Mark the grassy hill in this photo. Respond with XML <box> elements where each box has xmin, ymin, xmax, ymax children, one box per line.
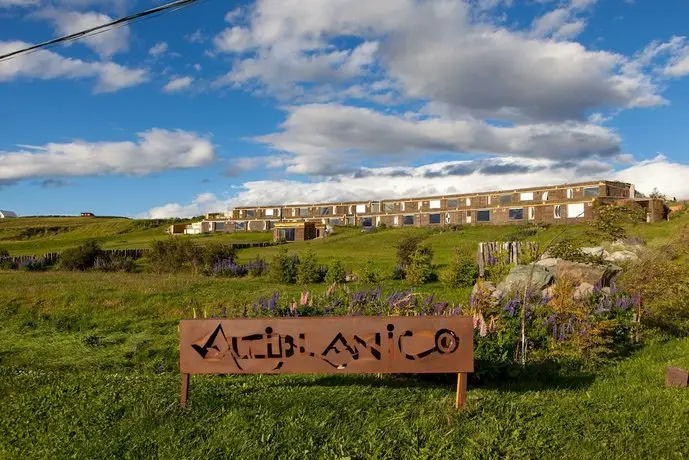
<box><xmin>1</xmin><ymin>214</ymin><xmax>689</xmax><ymax>457</ymax></box>
<box><xmin>0</xmin><ymin>216</ymin><xmax>272</xmax><ymax>255</ymax></box>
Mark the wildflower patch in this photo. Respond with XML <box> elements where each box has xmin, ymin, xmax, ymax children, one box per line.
<box><xmin>179</xmin><ymin>316</ymin><xmax>474</xmax><ymax>409</ymax></box>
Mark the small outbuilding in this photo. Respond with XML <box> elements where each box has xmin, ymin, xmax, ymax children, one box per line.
<box><xmin>273</xmin><ymin>222</ymin><xmax>319</xmax><ymax>242</ymax></box>
<box><xmin>0</xmin><ymin>210</ymin><xmax>17</xmax><ymax>218</ymax></box>
<box><xmin>81</xmin><ymin>212</ymin><xmax>95</xmax><ymax>217</ymax></box>
<box><xmin>168</xmin><ymin>224</ymin><xmax>187</xmax><ymax>235</ymax></box>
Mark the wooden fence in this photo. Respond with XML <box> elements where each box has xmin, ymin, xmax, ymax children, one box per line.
<box><xmin>476</xmin><ymin>241</ymin><xmax>539</xmax><ymax>277</ymax></box>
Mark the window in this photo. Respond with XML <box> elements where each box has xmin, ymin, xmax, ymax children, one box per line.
<box><xmin>403</xmin><ymin>215</ymin><xmax>415</xmax><ymax>225</ymax></box>
<box><xmin>520</xmin><ymin>192</ymin><xmax>534</xmax><ymax>201</ymax></box>
<box><xmin>383</xmin><ymin>203</ymin><xmax>395</xmax><ymax>213</ymax></box>
<box><xmin>554</xmin><ymin>205</ymin><xmax>562</xmax><ymax>219</ymax></box>
<box><xmin>371</xmin><ymin>203</ymin><xmax>381</xmax><ymax>213</ymax></box>
<box><xmin>447</xmin><ymin>199</ymin><xmax>458</xmax><ymax>208</ymax></box>
<box><xmin>235</xmin><ymin>221</ymin><xmax>246</xmax><ymax>230</ymax></box>
<box><xmin>265</xmin><ymin>208</ymin><xmax>274</xmax><ymax>217</ymax></box>
<box><xmin>346</xmin><ymin>217</ymin><xmax>355</xmax><ymax>226</ymax></box>
<box><xmin>466</xmin><ymin>198</ymin><xmax>471</xmax><ymax>206</ymax></box>
<box><xmin>299</xmin><ymin>208</ymin><xmax>309</xmax><ymax>217</ymax></box>
<box><xmin>429</xmin><ymin>200</ymin><xmax>441</xmax><ymax>209</ymax></box>
<box><xmin>214</xmin><ymin>222</ymin><xmax>225</xmax><ymax>231</ymax></box>
<box><xmin>567</xmin><ymin>203</ymin><xmax>585</xmax><ymax>218</ymax></box>
<box><xmin>361</xmin><ymin>217</ymin><xmax>373</xmax><ymax>227</ymax></box>
<box><xmin>405</xmin><ymin>202</ymin><xmax>417</xmax><ymax>211</ymax></box>
<box><xmin>319</xmin><ymin>207</ymin><xmax>331</xmax><ymax>215</ymax></box>
<box><xmin>528</xmin><ymin>207</ymin><xmax>535</xmax><ymax>220</ymax></box>
<box><xmin>330</xmin><ymin>218</ymin><xmax>341</xmax><ymax>226</ymax></box>
<box><xmin>278</xmin><ymin>228</ymin><xmax>295</xmax><ymax>241</ymax></box>
<box><xmin>356</xmin><ymin>204</ymin><xmax>366</xmax><ymax>213</ymax></box>
<box><xmin>508</xmin><ymin>208</ymin><xmax>524</xmax><ymax>220</ymax></box>
<box><xmin>429</xmin><ymin>213</ymin><xmax>441</xmax><ymax>224</ymax></box>
<box><xmin>500</xmin><ymin>195</ymin><xmax>513</xmax><ymax>205</ymax></box>
<box><xmin>584</xmin><ymin>187</ymin><xmax>599</xmax><ymax>197</ymax></box>
<box><xmin>477</xmin><ymin>210</ymin><xmax>490</xmax><ymax>222</ymax></box>
<box><xmin>245</xmin><ymin>210</ymin><xmax>255</xmax><ymax>218</ymax></box>
<box><xmin>542</xmin><ymin>191</ymin><xmax>549</xmax><ymax>201</ymax></box>
<box><xmin>566</xmin><ymin>188</ymin><xmax>574</xmax><ymax>199</ymax></box>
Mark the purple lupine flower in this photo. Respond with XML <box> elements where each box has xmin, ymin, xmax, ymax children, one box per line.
<box><xmin>434</xmin><ymin>302</ymin><xmax>449</xmax><ymax>316</ymax></box>
<box><xmin>592</xmin><ymin>280</ymin><xmax>602</xmax><ymax>295</ymax></box>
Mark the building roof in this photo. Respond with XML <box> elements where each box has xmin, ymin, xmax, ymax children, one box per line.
<box><xmin>0</xmin><ymin>210</ymin><xmax>17</xmax><ymax>217</ymax></box>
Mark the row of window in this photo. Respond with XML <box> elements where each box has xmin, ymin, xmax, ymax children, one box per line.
<box><xmin>238</xmin><ymin>187</ymin><xmax>599</xmax><ymax>218</ymax></box>
<box><xmin>232</xmin><ymin>203</ymin><xmax>589</xmax><ymax>229</ymax></box>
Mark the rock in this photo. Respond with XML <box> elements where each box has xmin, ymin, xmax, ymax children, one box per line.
<box><xmin>573</xmin><ymin>282</ymin><xmax>594</xmax><ymax>299</ymax></box>
<box><xmin>600</xmin><ymin>286</ymin><xmax>611</xmax><ymax>295</ymax></box>
<box><xmin>471</xmin><ymin>281</ymin><xmax>503</xmax><ymax>305</ymax></box>
<box><xmin>580</xmin><ymin>247</ymin><xmax>610</xmax><ymax>258</ymax></box>
<box><xmin>345</xmin><ymin>274</ymin><xmax>359</xmax><ymax>282</ymax></box>
<box><xmin>536</xmin><ymin>257</ymin><xmax>562</xmax><ymax>268</ymax></box>
<box><xmin>548</xmin><ymin>259</ymin><xmax>622</xmax><ymax>287</ymax></box>
<box><xmin>605</xmin><ymin>251</ymin><xmax>639</xmax><ymax>263</ymax></box>
<box><xmin>615</xmin><ymin>236</ymin><xmax>645</xmax><ymax>247</ymax></box>
<box><xmin>501</xmin><ymin>264</ymin><xmax>554</xmax><ymax>293</ymax></box>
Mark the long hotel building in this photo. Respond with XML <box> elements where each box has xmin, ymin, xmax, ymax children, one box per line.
<box><xmin>173</xmin><ymin>181</ymin><xmax>667</xmax><ymax>240</ymax></box>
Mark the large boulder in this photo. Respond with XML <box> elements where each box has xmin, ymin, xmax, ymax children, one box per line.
<box><xmin>500</xmin><ymin>264</ymin><xmax>554</xmax><ymax>293</ymax></box>
<box><xmin>548</xmin><ymin>259</ymin><xmax>622</xmax><ymax>287</ymax></box>
<box><xmin>573</xmin><ymin>282</ymin><xmax>594</xmax><ymax>299</ymax></box>
<box><xmin>536</xmin><ymin>257</ymin><xmax>561</xmax><ymax>269</ymax></box>
<box><xmin>605</xmin><ymin>250</ymin><xmax>639</xmax><ymax>263</ymax></box>
<box><xmin>580</xmin><ymin>247</ymin><xmax>610</xmax><ymax>258</ymax></box>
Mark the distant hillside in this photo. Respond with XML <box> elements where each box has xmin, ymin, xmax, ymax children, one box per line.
<box><xmin>0</xmin><ymin>216</ymin><xmax>272</xmax><ymax>255</ymax></box>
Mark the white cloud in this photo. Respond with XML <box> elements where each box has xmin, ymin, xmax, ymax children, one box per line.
<box><xmin>193</xmin><ymin>63</ymin><xmax>202</xmax><ymax>71</ymax></box>
<box><xmin>143</xmin><ymin>192</ymin><xmax>228</xmax><ymax>219</ymax></box>
<box><xmin>615</xmin><ymin>155</ymin><xmax>689</xmax><ymax>198</ymax></box>
<box><xmin>148</xmin><ymin>41</ymin><xmax>168</xmax><ymax>57</ymax></box>
<box><xmin>142</xmin><ymin>155</ymin><xmax>689</xmax><ymax>217</ymax></box>
<box><xmin>209</xmin><ymin>0</ymin><xmax>665</xmax><ymax>123</ymax></box>
<box><xmin>34</xmin><ymin>8</ymin><xmax>130</xmax><ymax>58</ymax></box>
<box><xmin>0</xmin><ymin>40</ymin><xmax>147</xmax><ymax>92</ymax></box>
<box><xmin>185</xmin><ymin>29</ymin><xmax>207</xmax><ymax>43</ymax></box>
<box><xmin>0</xmin><ymin>129</ymin><xmax>215</xmax><ymax>181</ymax></box>
<box><xmin>0</xmin><ymin>0</ymin><xmax>38</xmax><ymax>7</ymax></box>
<box><xmin>163</xmin><ymin>76</ymin><xmax>193</xmax><ymax>92</ymax></box>
<box><xmin>253</xmin><ymin>104</ymin><xmax>622</xmax><ymax>175</ymax></box>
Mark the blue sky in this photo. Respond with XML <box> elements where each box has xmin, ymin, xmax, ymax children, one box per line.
<box><xmin>1</xmin><ymin>0</ymin><xmax>689</xmax><ymax>218</ymax></box>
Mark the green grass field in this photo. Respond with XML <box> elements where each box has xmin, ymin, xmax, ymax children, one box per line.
<box><xmin>1</xmin><ymin>215</ymin><xmax>689</xmax><ymax>458</ymax></box>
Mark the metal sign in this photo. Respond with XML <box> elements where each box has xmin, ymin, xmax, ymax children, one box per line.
<box><xmin>179</xmin><ymin>316</ymin><xmax>474</xmax><ymax>409</ymax></box>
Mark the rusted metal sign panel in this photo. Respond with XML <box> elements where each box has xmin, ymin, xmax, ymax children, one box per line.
<box><xmin>179</xmin><ymin>316</ymin><xmax>474</xmax><ymax>408</ymax></box>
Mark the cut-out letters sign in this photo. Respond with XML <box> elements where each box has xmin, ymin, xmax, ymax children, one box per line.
<box><xmin>179</xmin><ymin>316</ymin><xmax>474</xmax><ymax>409</ymax></box>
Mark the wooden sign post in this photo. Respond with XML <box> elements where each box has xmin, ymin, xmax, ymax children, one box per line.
<box><xmin>179</xmin><ymin>316</ymin><xmax>474</xmax><ymax>409</ymax></box>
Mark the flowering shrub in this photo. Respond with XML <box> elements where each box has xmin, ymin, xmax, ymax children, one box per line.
<box><xmin>405</xmin><ymin>245</ymin><xmax>435</xmax><ymax>285</ymax></box>
<box><xmin>245</xmin><ymin>257</ymin><xmax>269</xmax><ymax>277</ymax></box>
<box><xmin>213</xmin><ymin>258</ymin><xmax>248</xmax><ymax>277</ymax></box>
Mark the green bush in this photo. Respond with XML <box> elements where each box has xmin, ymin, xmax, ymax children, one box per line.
<box><xmin>297</xmin><ymin>250</ymin><xmax>321</xmax><ymax>284</ymax></box>
<box><xmin>395</xmin><ymin>234</ymin><xmax>424</xmax><ymax>268</ymax></box>
<box><xmin>440</xmin><ymin>249</ymin><xmax>477</xmax><ymax>288</ymax></box>
<box><xmin>547</xmin><ymin>238</ymin><xmax>602</xmax><ymax>264</ymax></box>
<box><xmin>325</xmin><ymin>260</ymin><xmax>347</xmax><ymax>284</ymax></box>
<box><xmin>391</xmin><ymin>264</ymin><xmax>406</xmax><ymax>280</ymax></box>
<box><xmin>0</xmin><ymin>248</ymin><xmax>9</xmax><ymax>258</ymax></box>
<box><xmin>59</xmin><ymin>241</ymin><xmax>102</xmax><ymax>271</ymax></box>
<box><xmin>361</xmin><ymin>260</ymin><xmax>379</xmax><ymax>283</ymax></box>
<box><xmin>270</xmin><ymin>248</ymin><xmax>300</xmax><ymax>284</ymax></box>
<box><xmin>148</xmin><ymin>239</ymin><xmax>234</xmax><ymax>274</ymax></box>
<box><xmin>406</xmin><ymin>245</ymin><xmax>435</xmax><ymax>285</ymax></box>
<box><xmin>589</xmin><ymin>201</ymin><xmax>646</xmax><ymax>241</ymax></box>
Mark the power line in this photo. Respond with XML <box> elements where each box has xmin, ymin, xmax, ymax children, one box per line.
<box><xmin>0</xmin><ymin>0</ymin><xmax>202</xmax><ymax>62</ymax></box>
